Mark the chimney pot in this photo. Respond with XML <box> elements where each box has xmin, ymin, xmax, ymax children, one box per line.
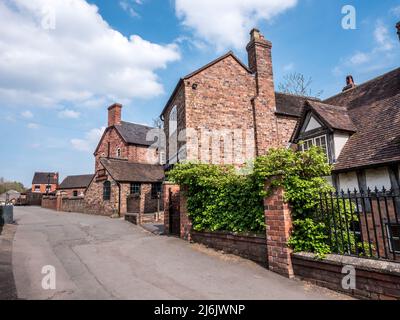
<box><xmin>396</xmin><ymin>22</ymin><xmax>400</xmax><ymax>41</ymax></box>
<box><xmin>108</xmin><ymin>103</ymin><xmax>122</xmax><ymax>127</ymax></box>
<box><xmin>342</xmin><ymin>75</ymin><xmax>356</xmax><ymax>92</ymax></box>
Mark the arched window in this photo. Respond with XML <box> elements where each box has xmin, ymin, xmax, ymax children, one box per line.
<box><xmin>103</xmin><ymin>181</ymin><xmax>111</xmax><ymax>201</ymax></box>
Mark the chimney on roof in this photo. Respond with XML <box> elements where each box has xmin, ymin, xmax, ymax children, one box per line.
<box><xmin>246</xmin><ymin>28</ymin><xmax>279</xmax><ymax>155</ymax></box>
<box><xmin>108</xmin><ymin>103</ymin><xmax>122</xmax><ymax>127</ymax></box>
<box><xmin>342</xmin><ymin>75</ymin><xmax>356</xmax><ymax>92</ymax></box>
<box><xmin>396</xmin><ymin>22</ymin><xmax>400</xmax><ymax>41</ymax></box>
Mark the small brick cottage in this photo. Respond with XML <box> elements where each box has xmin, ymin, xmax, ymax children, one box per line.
<box><xmin>84</xmin><ymin>103</ymin><xmax>164</xmax><ymax>217</ymax></box>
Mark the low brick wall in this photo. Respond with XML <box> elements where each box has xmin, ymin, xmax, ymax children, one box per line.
<box><xmin>191</xmin><ymin>230</ymin><xmax>268</xmax><ymax>266</ymax></box>
<box><xmin>292</xmin><ymin>252</ymin><xmax>400</xmax><ymax>300</ymax></box>
<box><xmin>61</xmin><ymin>197</ymin><xmax>85</xmax><ymax>213</ymax></box>
<box><xmin>41</xmin><ymin>196</ymin><xmax>58</xmax><ymax>211</ymax></box>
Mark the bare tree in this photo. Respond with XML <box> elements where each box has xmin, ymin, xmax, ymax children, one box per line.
<box><xmin>278</xmin><ymin>72</ymin><xmax>323</xmax><ymax>98</ymax></box>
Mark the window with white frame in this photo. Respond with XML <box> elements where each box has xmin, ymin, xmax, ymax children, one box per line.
<box><xmin>116</xmin><ymin>148</ymin><xmax>121</xmax><ymax>158</ymax></box>
<box><xmin>299</xmin><ymin>135</ymin><xmax>328</xmax><ymax>160</ymax></box>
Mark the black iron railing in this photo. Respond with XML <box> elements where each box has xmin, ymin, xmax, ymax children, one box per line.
<box><xmin>317</xmin><ymin>188</ymin><xmax>400</xmax><ymax>262</ymax></box>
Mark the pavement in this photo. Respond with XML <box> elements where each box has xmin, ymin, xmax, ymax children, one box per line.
<box><xmin>0</xmin><ymin>224</ymin><xmax>18</xmax><ymax>300</ymax></box>
<box><xmin>8</xmin><ymin>206</ymin><xmax>350</xmax><ymax>300</ymax></box>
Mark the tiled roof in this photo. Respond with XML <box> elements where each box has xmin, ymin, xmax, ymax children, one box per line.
<box><xmin>100</xmin><ymin>158</ymin><xmax>164</xmax><ymax>183</ymax></box>
<box><xmin>323</xmin><ymin>68</ymin><xmax>400</xmax><ymax>171</ymax></box>
<box><xmin>114</xmin><ymin>121</ymin><xmax>156</xmax><ymax>146</ymax></box>
<box><xmin>32</xmin><ymin>172</ymin><xmax>58</xmax><ymax>184</ymax></box>
<box><xmin>306</xmin><ymin>100</ymin><xmax>356</xmax><ymax>133</ymax></box>
<box><xmin>58</xmin><ymin>174</ymin><xmax>94</xmax><ymax>190</ymax></box>
<box><xmin>275</xmin><ymin>92</ymin><xmax>320</xmax><ymax>117</ymax></box>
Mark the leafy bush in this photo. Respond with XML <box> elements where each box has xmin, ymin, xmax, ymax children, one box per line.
<box><xmin>167</xmin><ymin>163</ymin><xmax>265</xmax><ymax>233</ymax></box>
<box><xmin>168</xmin><ymin>146</ymin><xmax>362</xmax><ymax>258</ymax></box>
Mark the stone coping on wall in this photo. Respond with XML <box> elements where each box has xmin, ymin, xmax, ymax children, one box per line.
<box><xmin>293</xmin><ymin>252</ymin><xmax>400</xmax><ymax>276</ymax></box>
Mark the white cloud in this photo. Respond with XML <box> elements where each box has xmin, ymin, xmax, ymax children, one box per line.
<box><xmin>175</xmin><ymin>0</ymin><xmax>298</xmax><ymax>51</ymax></box>
<box><xmin>27</xmin><ymin>123</ymin><xmax>39</xmax><ymax>129</ymax></box>
<box><xmin>373</xmin><ymin>21</ymin><xmax>394</xmax><ymax>51</ymax></box>
<box><xmin>58</xmin><ymin>109</ymin><xmax>80</xmax><ymax>119</ymax></box>
<box><xmin>349</xmin><ymin>52</ymin><xmax>370</xmax><ymax>65</ymax></box>
<box><xmin>0</xmin><ymin>0</ymin><xmax>180</xmax><ymax>110</ymax></box>
<box><xmin>333</xmin><ymin>20</ymin><xmax>398</xmax><ymax>76</ymax></box>
<box><xmin>21</xmin><ymin>110</ymin><xmax>34</xmax><ymax>119</ymax></box>
<box><xmin>71</xmin><ymin>127</ymin><xmax>105</xmax><ymax>152</ymax></box>
<box><xmin>283</xmin><ymin>63</ymin><xmax>294</xmax><ymax>72</ymax></box>
<box><xmin>391</xmin><ymin>6</ymin><xmax>400</xmax><ymax>18</ymax></box>
<box><xmin>119</xmin><ymin>0</ymin><xmax>139</xmax><ymax>17</ymax></box>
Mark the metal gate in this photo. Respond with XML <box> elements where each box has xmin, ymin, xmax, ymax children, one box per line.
<box><xmin>169</xmin><ymin>190</ymin><xmax>180</xmax><ymax>236</ymax></box>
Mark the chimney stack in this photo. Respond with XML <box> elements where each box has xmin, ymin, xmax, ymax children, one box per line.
<box><xmin>108</xmin><ymin>103</ymin><xmax>122</xmax><ymax>127</ymax></box>
<box><xmin>246</xmin><ymin>28</ymin><xmax>279</xmax><ymax>155</ymax></box>
<box><xmin>342</xmin><ymin>75</ymin><xmax>356</xmax><ymax>92</ymax></box>
<box><xmin>396</xmin><ymin>22</ymin><xmax>400</xmax><ymax>41</ymax></box>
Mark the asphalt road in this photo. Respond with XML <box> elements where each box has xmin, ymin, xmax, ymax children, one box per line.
<box><xmin>10</xmin><ymin>206</ymin><xmax>349</xmax><ymax>300</ymax></box>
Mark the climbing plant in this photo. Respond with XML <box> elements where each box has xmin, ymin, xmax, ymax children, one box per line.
<box><xmin>168</xmin><ymin>146</ymin><xmax>361</xmax><ymax>257</ymax></box>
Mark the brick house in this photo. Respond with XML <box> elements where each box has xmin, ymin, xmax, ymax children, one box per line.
<box><xmin>161</xmin><ymin>24</ymin><xmax>400</xmax><ymax>239</ymax></box>
<box><xmin>161</xmin><ymin>29</ymin><xmax>310</xmax><ymax>167</ymax></box>
<box><xmin>58</xmin><ymin>174</ymin><xmax>94</xmax><ymax>198</ymax></box>
<box><xmin>84</xmin><ymin>103</ymin><xmax>164</xmax><ymax>217</ymax></box>
<box><xmin>31</xmin><ymin>172</ymin><xmax>59</xmax><ymax>194</ymax></box>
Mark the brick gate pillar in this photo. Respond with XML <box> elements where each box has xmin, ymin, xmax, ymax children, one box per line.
<box><xmin>163</xmin><ymin>182</ymin><xmax>180</xmax><ymax>234</ymax></box>
<box><xmin>180</xmin><ymin>186</ymin><xmax>192</xmax><ymax>241</ymax></box>
<box><xmin>264</xmin><ymin>177</ymin><xmax>294</xmax><ymax>278</ymax></box>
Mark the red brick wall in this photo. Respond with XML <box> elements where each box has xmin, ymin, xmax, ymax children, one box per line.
<box><xmin>41</xmin><ymin>196</ymin><xmax>58</xmax><ymax>211</ymax></box>
<box><xmin>95</xmin><ymin>127</ymin><xmax>157</xmax><ymax>170</ymax></box>
<box><xmin>191</xmin><ymin>231</ymin><xmax>267</xmax><ymax>265</ymax></box>
<box><xmin>276</xmin><ymin>115</ymin><xmax>299</xmax><ymax>148</ymax></box>
<box><xmin>163</xmin><ymin>183</ymin><xmax>180</xmax><ymax>234</ymax></box>
<box><xmin>61</xmin><ymin>197</ymin><xmax>85</xmax><ymax>213</ymax></box>
<box><xmin>184</xmin><ymin>55</ymin><xmax>256</xmax><ymax>164</ymax></box>
<box><xmin>95</xmin><ymin>127</ymin><xmax>127</xmax><ymax>170</ymax></box>
<box><xmin>31</xmin><ymin>184</ymin><xmax>58</xmax><ymax>194</ymax></box>
<box><xmin>58</xmin><ymin>188</ymin><xmax>86</xmax><ymax>198</ymax></box>
<box><xmin>264</xmin><ymin>180</ymin><xmax>294</xmax><ymax>278</ymax></box>
<box><xmin>180</xmin><ymin>187</ymin><xmax>192</xmax><ymax>240</ymax></box>
<box><xmin>108</xmin><ymin>103</ymin><xmax>122</xmax><ymax>127</ymax></box>
<box><xmin>162</xmin><ymin>30</ymin><xmax>296</xmax><ymax>165</ymax></box>
<box><xmin>84</xmin><ymin>171</ymin><xmax>120</xmax><ymax>216</ymax></box>
<box><xmin>292</xmin><ymin>252</ymin><xmax>400</xmax><ymax>300</ymax></box>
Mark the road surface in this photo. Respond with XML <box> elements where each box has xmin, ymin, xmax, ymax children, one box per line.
<box><xmin>10</xmin><ymin>206</ymin><xmax>349</xmax><ymax>300</ymax></box>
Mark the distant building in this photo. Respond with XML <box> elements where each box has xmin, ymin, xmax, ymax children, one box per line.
<box><xmin>84</xmin><ymin>104</ymin><xmax>164</xmax><ymax>216</ymax></box>
<box><xmin>0</xmin><ymin>190</ymin><xmax>20</xmax><ymax>204</ymax></box>
<box><xmin>31</xmin><ymin>172</ymin><xmax>59</xmax><ymax>194</ymax></box>
<box><xmin>58</xmin><ymin>174</ymin><xmax>94</xmax><ymax>198</ymax></box>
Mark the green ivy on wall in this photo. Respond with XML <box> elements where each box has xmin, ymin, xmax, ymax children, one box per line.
<box><xmin>168</xmin><ymin>146</ymin><xmax>359</xmax><ymax>257</ymax></box>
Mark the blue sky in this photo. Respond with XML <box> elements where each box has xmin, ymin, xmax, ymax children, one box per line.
<box><xmin>0</xmin><ymin>0</ymin><xmax>399</xmax><ymax>187</ymax></box>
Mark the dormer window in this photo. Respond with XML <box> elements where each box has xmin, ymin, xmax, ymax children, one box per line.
<box><xmin>299</xmin><ymin>135</ymin><xmax>328</xmax><ymax>160</ymax></box>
